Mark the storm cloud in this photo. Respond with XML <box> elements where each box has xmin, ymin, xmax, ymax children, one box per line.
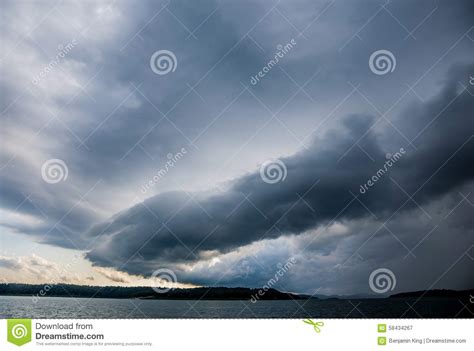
<box><xmin>85</xmin><ymin>65</ymin><xmax>473</xmax><ymax>279</ymax></box>
<box><xmin>1</xmin><ymin>0</ymin><xmax>473</xmax><ymax>294</ymax></box>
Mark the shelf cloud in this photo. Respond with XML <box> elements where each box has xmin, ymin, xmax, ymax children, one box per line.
<box><xmin>85</xmin><ymin>66</ymin><xmax>473</xmax><ymax>286</ymax></box>
<box><xmin>1</xmin><ymin>0</ymin><xmax>473</xmax><ymax>294</ymax></box>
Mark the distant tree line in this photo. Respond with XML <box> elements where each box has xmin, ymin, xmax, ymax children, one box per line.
<box><xmin>0</xmin><ymin>283</ymin><xmax>308</xmax><ymax>300</ymax></box>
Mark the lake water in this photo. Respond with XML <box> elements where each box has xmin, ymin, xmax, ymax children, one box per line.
<box><xmin>0</xmin><ymin>296</ymin><xmax>469</xmax><ymax>318</ymax></box>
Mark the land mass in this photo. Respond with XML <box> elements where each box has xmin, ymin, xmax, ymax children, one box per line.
<box><xmin>0</xmin><ymin>283</ymin><xmax>472</xmax><ymax>301</ymax></box>
<box><xmin>389</xmin><ymin>289</ymin><xmax>474</xmax><ymax>299</ymax></box>
<box><xmin>0</xmin><ymin>283</ymin><xmax>308</xmax><ymax>300</ymax></box>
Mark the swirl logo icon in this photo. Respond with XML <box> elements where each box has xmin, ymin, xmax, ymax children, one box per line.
<box><xmin>151</xmin><ymin>268</ymin><xmax>178</xmax><ymax>293</ymax></box>
<box><xmin>150</xmin><ymin>50</ymin><xmax>178</xmax><ymax>75</ymax></box>
<box><xmin>369</xmin><ymin>268</ymin><xmax>397</xmax><ymax>294</ymax></box>
<box><xmin>41</xmin><ymin>159</ymin><xmax>68</xmax><ymax>184</ymax></box>
<box><xmin>260</xmin><ymin>159</ymin><xmax>287</xmax><ymax>184</ymax></box>
<box><xmin>12</xmin><ymin>324</ymin><xmax>28</xmax><ymax>338</ymax></box>
<box><xmin>7</xmin><ymin>319</ymin><xmax>32</xmax><ymax>346</ymax></box>
<box><xmin>369</xmin><ymin>50</ymin><xmax>396</xmax><ymax>75</ymax></box>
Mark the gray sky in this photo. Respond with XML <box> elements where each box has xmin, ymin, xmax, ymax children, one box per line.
<box><xmin>0</xmin><ymin>0</ymin><xmax>473</xmax><ymax>295</ymax></box>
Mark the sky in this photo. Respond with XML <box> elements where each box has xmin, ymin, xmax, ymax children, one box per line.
<box><xmin>0</xmin><ymin>0</ymin><xmax>473</xmax><ymax>296</ymax></box>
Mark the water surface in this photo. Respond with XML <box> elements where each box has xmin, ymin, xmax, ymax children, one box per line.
<box><xmin>0</xmin><ymin>295</ymin><xmax>469</xmax><ymax>318</ymax></box>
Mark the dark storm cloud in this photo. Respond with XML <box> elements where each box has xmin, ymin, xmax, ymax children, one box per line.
<box><xmin>85</xmin><ymin>64</ymin><xmax>474</xmax><ymax>277</ymax></box>
<box><xmin>1</xmin><ymin>0</ymin><xmax>472</xmax><ymax>244</ymax></box>
<box><xmin>1</xmin><ymin>0</ymin><xmax>473</xmax><ymax>293</ymax></box>
<box><xmin>171</xmin><ymin>187</ymin><xmax>474</xmax><ymax>293</ymax></box>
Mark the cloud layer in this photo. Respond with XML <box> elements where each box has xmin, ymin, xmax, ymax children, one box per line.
<box><xmin>1</xmin><ymin>0</ymin><xmax>473</xmax><ymax>294</ymax></box>
<box><xmin>85</xmin><ymin>65</ymin><xmax>474</xmax><ymax>288</ymax></box>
